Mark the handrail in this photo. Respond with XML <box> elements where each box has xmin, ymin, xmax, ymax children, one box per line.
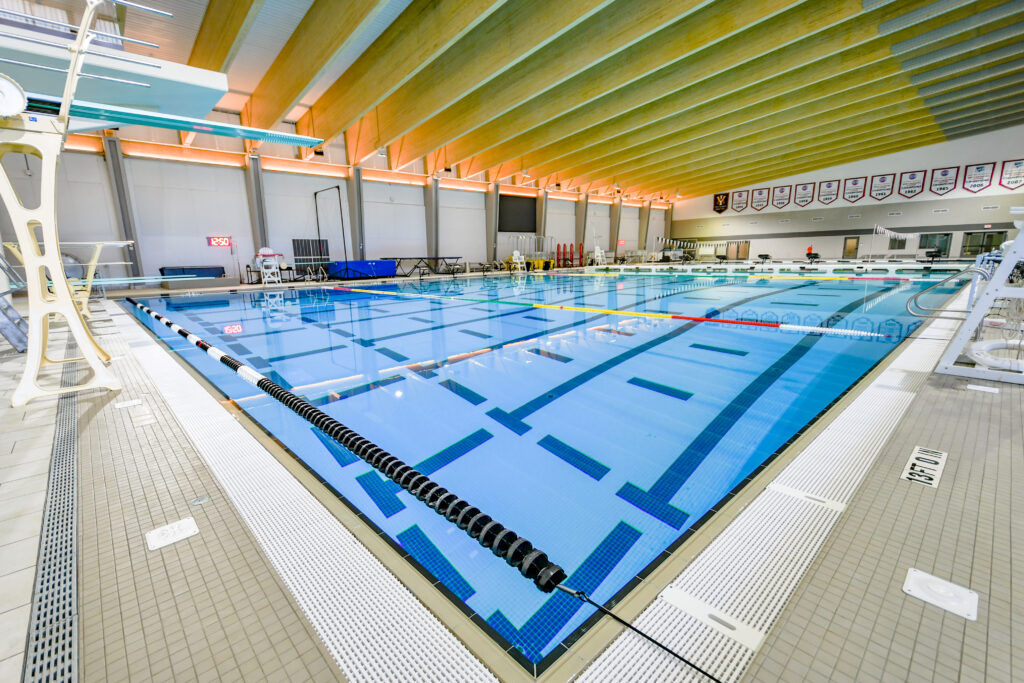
<box><xmin>906</xmin><ymin>266</ymin><xmax>990</xmax><ymax>318</ymax></box>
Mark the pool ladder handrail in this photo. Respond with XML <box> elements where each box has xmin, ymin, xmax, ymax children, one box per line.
<box><xmin>905</xmin><ymin>266</ymin><xmax>991</xmax><ymax>318</ymax></box>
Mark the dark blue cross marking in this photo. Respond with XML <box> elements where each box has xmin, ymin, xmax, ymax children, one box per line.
<box><xmin>310</xmin><ymin>427</ymin><xmax>358</xmax><ymax>467</ymax></box>
<box><xmin>375</xmin><ymin>347</ymin><xmax>410</xmax><ymax>362</ymax></box>
<box><xmin>486</xmin><ymin>283</ymin><xmax>813</xmax><ymax>436</ymax></box>
<box><xmin>307</xmin><ymin>374</ymin><xmax>405</xmax><ymax>407</ymax></box>
<box><xmin>267</xmin><ymin>345</ymin><xmax>344</xmax><ymax>362</ymax></box>
<box><xmin>248</xmin><ymin>355</ymin><xmax>271</xmax><ymax>370</ymax></box>
<box><xmin>329</xmin><ymin>327</ymin><xmax>355</xmax><ymax>338</ymax></box>
<box><xmin>487</xmin><ymin>521</ymin><xmax>642</xmax><ymax>662</ymax></box>
<box><xmin>263</xmin><ymin>369</ymin><xmax>293</xmax><ymax>390</ymax></box>
<box><xmin>797</xmin><ymin>293</ymin><xmax>840</xmax><ymax>297</ymax></box>
<box><xmin>397</xmin><ymin>525</ymin><xmax>476</xmax><ymax>601</ymax></box>
<box><xmin>627</xmin><ymin>377</ymin><xmax>693</xmax><ymax>401</ymax></box>
<box><xmin>355</xmin><ymin>429</ymin><xmax>493</xmax><ymax>517</ymax></box>
<box><xmin>770</xmin><ymin>300</ymin><xmax>819</xmax><ymax>306</ymax></box>
<box><xmin>527</xmin><ymin>348</ymin><xmax>572</xmax><ymax>363</ymax></box>
<box><xmin>538</xmin><ymin>435</ymin><xmax>609</xmax><ymax>480</ymax></box>
<box><xmin>409</xmin><ymin>316</ymin><xmax>434</xmax><ymax>324</ymax></box>
<box><xmin>460</xmin><ymin>329</ymin><xmax>492</xmax><ymax>339</ymax></box>
<box><xmin>524</xmin><ymin>315</ymin><xmax>549</xmax><ymax>321</ymax></box>
<box><xmin>226</xmin><ymin>342</ymin><xmax>251</xmax><ymax>356</ymax></box>
<box><xmin>594</xmin><ymin>327</ymin><xmax>635</xmax><ymax>336</ymax></box>
<box><xmin>618</xmin><ymin>287</ymin><xmax>895</xmax><ymax>528</ymax></box>
<box><xmin>690</xmin><ymin>343</ymin><xmax>748</xmax><ymax>356</ymax></box>
<box><xmin>439</xmin><ymin>379</ymin><xmax>486</xmax><ymax>405</ymax></box>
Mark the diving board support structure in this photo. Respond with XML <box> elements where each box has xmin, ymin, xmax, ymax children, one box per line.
<box><xmin>934</xmin><ymin>214</ymin><xmax>1024</xmax><ymax>385</ymax></box>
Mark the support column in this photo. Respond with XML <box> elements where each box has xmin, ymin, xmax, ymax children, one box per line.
<box><xmin>536</xmin><ymin>189</ymin><xmax>548</xmax><ymax>238</ymax></box>
<box><xmin>101</xmin><ymin>135</ymin><xmax>142</xmax><ymax>276</ymax></box>
<box><xmin>609</xmin><ymin>197</ymin><xmax>623</xmax><ymax>258</ymax></box>
<box><xmin>638</xmin><ymin>200</ymin><xmax>652</xmax><ymax>252</ymax></box>
<box><xmin>574</xmin><ymin>193</ymin><xmax>588</xmax><ymax>248</ymax></box>
<box><xmin>485</xmin><ymin>182</ymin><xmax>499</xmax><ymax>262</ymax></box>
<box><xmin>665</xmin><ymin>203</ymin><xmax>674</xmax><ymax>241</ymax></box>
<box><xmin>346</xmin><ymin>166</ymin><xmax>366</xmax><ymax>259</ymax></box>
<box><xmin>243</xmin><ymin>153</ymin><xmax>269</xmax><ymax>249</ymax></box>
<box><xmin>424</xmin><ymin>175</ymin><xmax>439</xmax><ymax>258</ymax></box>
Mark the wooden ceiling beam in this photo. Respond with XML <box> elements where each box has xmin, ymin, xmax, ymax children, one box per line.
<box><xmin>409</xmin><ymin>0</ymin><xmax>816</xmax><ymax>173</ymax></box>
<box><xmin>241</xmin><ymin>0</ymin><xmax>393</xmax><ymax>147</ymax></box>
<box><xmin>468</xmin><ymin>0</ymin><xmax>1010</xmax><ymax>179</ymax></box>
<box><xmin>294</xmin><ymin>0</ymin><xmax>508</xmax><ymax>160</ymax></box>
<box><xmin>574</xmin><ymin>41</ymin><xmax>1024</xmax><ymax>188</ymax></box>
<box><xmin>340</xmin><ymin>0</ymin><xmax>616</xmax><ymax>167</ymax></box>
<box><xmin>187</xmin><ymin>0</ymin><xmax>266</xmax><ymax>73</ymax></box>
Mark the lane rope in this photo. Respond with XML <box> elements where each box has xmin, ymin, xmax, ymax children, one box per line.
<box><xmin>333</xmin><ymin>286</ymin><xmax>887</xmax><ymax>338</ymax></box>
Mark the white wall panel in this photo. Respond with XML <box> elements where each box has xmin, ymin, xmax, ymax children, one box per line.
<box><xmin>263</xmin><ymin>171</ymin><xmax>351</xmax><ymax>261</ymax></box>
<box><xmin>647</xmin><ymin>208</ymin><xmax>666</xmax><ymax>250</ymax></box>
<box><xmin>586</xmin><ymin>202</ymin><xmax>611</xmax><ymax>251</ymax></box>
<box><xmin>438</xmin><ymin>188</ymin><xmax>485</xmax><ymax>263</ymax></box>
<box><xmin>546</xmin><ymin>198</ymin><xmax>576</xmax><ymax>246</ymax></box>
<box><xmin>126</xmin><ymin>158</ymin><xmax>253</xmax><ymax>278</ymax></box>
<box><xmin>617</xmin><ymin>205</ymin><xmax>640</xmax><ymax>255</ymax></box>
<box><xmin>362</xmin><ymin>181</ymin><xmax>427</xmax><ymax>258</ymax></box>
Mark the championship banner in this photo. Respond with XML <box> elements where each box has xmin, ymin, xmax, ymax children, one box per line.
<box><xmin>1000</xmin><ymin>159</ymin><xmax>1024</xmax><ymax>190</ymax></box>
<box><xmin>794</xmin><ymin>182</ymin><xmax>815</xmax><ymax>206</ymax></box>
<box><xmin>771</xmin><ymin>185</ymin><xmax>791</xmax><ymax>209</ymax></box>
<box><xmin>869</xmin><ymin>174</ymin><xmax>894</xmax><ymax>200</ymax></box>
<box><xmin>817</xmin><ymin>179</ymin><xmax>839</xmax><ymax>204</ymax></box>
<box><xmin>843</xmin><ymin>177</ymin><xmax>866</xmax><ymax>203</ymax></box>
<box><xmin>713</xmin><ymin>192</ymin><xmax>729</xmax><ymax>213</ymax></box>
<box><xmin>929</xmin><ymin>166</ymin><xmax>958</xmax><ymax>195</ymax></box>
<box><xmin>962</xmin><ymin>162</ymin><xmax>995</xmax><ymax>193</ymax></box>
<box><xmin>750</xmin><ymin>187</ymin><xmax>769</xmax><ymax>211</ymax></box>
<box><xmin>731</xmin><ymin>190</ymin><xmax>749</xmax><ymax>212</ymax></box>
<box><xmin>898</xmin><ymin>170</ymin><xmax>925</xmax><ymax>198</ymax></box>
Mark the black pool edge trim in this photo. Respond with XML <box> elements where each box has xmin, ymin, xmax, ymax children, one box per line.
<box><xmin>120</xmin><ymin>289</ymin><xmax>933</xmax><ymax>679</ymax></box>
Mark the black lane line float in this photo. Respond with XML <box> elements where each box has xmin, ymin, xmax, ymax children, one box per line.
<box><xmin>125</xmin><ymin>296</ymin><xmax>722</xmax><ymax>682</ymax></box>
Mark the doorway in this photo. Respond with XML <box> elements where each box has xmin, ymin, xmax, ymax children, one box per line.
<box><xmin>842</xmin><ymin>236</ymin><xmax>859</xmax><ymax>259</ymax></box>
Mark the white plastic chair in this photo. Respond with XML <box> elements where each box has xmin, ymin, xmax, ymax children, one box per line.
<box><xmin>256</xmin><ymin>247</ymin><xmax>282</xmax><ymax>285</ymax></box>
<box><xmin>510</xmin><ymin>250</ymin><xmax>527</xmax><ymax>274</ymax></box>
<box><xmin>593</xmin><ymin>246</ymin><xmax>607</xmax><ymax>266</ymax></box>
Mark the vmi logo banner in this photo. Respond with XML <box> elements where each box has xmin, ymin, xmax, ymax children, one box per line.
<box><xmin>713</xmin><ymin>192</ymin><xmax>729</xmax><ymax>213</ymax></box>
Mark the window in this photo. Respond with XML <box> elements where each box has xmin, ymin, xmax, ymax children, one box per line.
<box><xmin>888</xmin><ymin>236</ymin><xmax>906</xmax><ymax>250</ymax></box>
<box><xmin>960</xmin><ymin>231</ymin><xmax>1007</xmax><ymax>257</ymax></box>
<box><xmin>919</xmin><ymin>233</ymin><xmax>951</xmax><ymax>256</ymax></box>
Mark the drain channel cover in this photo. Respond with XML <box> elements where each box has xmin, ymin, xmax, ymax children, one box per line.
<box><xmin>903</xmin><ymin>568</ymin><xmax>977</xmax><ymax>620</ymax></box>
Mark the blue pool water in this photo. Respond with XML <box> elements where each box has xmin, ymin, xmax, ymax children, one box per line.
<box><xmin>126</xmin><ymin>273</ymin><xmax>959</xmax><ymax>669</ymax></box>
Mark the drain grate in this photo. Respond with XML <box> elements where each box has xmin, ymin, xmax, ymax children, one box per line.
<box><xmin>22</xmin><ymin>345</ymin><xmax>78</xmax><ymax>683</ymax></box>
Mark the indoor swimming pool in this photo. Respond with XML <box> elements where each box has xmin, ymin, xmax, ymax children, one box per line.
<box><xmin>124</xmin><ymin>272</ymin><xmax>961</xmax><ymax>670</ymax></box>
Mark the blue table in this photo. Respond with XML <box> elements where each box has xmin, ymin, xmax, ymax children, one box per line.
<box><xmin>327</xmin><ymin>260</ymin><xmax>397</xmax><ymax>279</ymax></box>
<box><xmin>160</xmin><ymin>266</ymin><xmax>226</xmax><ymax>278</ymax></box>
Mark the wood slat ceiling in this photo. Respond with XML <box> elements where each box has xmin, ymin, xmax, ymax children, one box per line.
<box><xmin>185</xmin><ymin>0</ymin><xmax>1024</xmax><ymax>198</ymax></box>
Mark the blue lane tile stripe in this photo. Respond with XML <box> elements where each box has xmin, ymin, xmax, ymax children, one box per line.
<box><xmin>617</xmin><ymin>286</ymin><xmax>895</xmax><ymax>529</ymax></box>
<box><xmin>307</xmin><ymin>374</ymin><xmax>404</xmax><ymax>407</ymax></box>
<box><xmin>627</xmin><ymin>377</ymin><xmax>693</xmax><ymax>401</ymax></box>
<box><xmin>226</xmin><ymin>342</ymin><xmax>251</xmax><ymax>356</ymax></box>
<box><xmin>356</xmin><ymin>429</ymin><xmax>493</xmax><ymax>517</ymax></box>
<box><xmin>267</xmin><ymin>346</ymin><xmax>342</xmax><ymax>362</ymax></box>
<box><xmin>328</xmin><ymin>327</ymin><xmax>355</xmax><ymax>338</ymax></box>
<box><xmin>487</xmin><ymin>521</ymin><xmax>642</xmax><ymax>662</ymax></box>
<box><xmin>439</xmin><ymin>379</ymin><xmax>486</xmax><ymax>405</ymax></box>
<box><xmin>485</xmin><ymin>283</ymin><xmax>813</xmax><ymax>435</ymax></box>
<box><xmin>523</xmin><ymin>314</ymin><xmax>549</xmax><ymax>321</ymax></box>
<box><xmin>689</xmin><ymin>342</ymin><xmax>748</xmax><ymax>356</ymax></box>
<box><xmin>409</xmin><ymin>316</ymin><xmax>434</xmax><ymax>323</ymax></box>
<box><xmin>527</xmin><ymin>348</ymin><xmax>572</xmax><ymax>363</ymax></box>
<box><xmin>397</xmin><ymin>525</ymin><xmax>476</xmax><ymax>601</ymax></box>
<box><xmin>538</xmin><ymin>435</ymin><xmax>609</xmax><ymax>481</ymax></box>
<box><xmin>264</xmin><ymin>369</ymin><xmax>293</xmax><ymax>390</ymax></box>
<box><xmin>375</xmin><ymin>346</ymin><xmax>409</xmax><ymax>361</ymax></box>
<box><xmin>311</xmin><ymin>427</ymin><xmax>358</xmax><ymax>467</ymax></box>
<box><xmin>770</xmin><ymin>300</ymin><xmax>819</xmax><ymax>306</ymax></box>
<box><xmin>459</xmin><ymin>329</ymin><xmax>492</xmax><ymax>339</ymax></box>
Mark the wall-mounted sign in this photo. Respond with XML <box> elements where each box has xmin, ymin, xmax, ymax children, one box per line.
<box><xmin>962</xmin><ymin>162</ymin><xmax>995</xmax><ymax>193</ymax></box>
<box><xmin>750</xmin><ymin>187</ymin><xmax>769</xmax><ymax>211</ymax></box>
<box><xmin>929</xmin><ymin>166</ymin><xmax>958</xmax><ymax>195</ymax></box>
<box><xmin>869</xmin><ymin>173</ymin><xmax>894</xmax><ymax>200</ymax></box>
<box><xmin>713</xmin><ymin>192</ymin><xmax>729</xmax><ymax>213</ymax></box>
<box><xmin>771</xmin><ymin>185</ymin><xmax>791</xmax><ymax>209</ymax></box>
<box><xmin>1000</xmin><ymin>159</ymin><xmax>1024</xmax><ymax>190</ymax></box>
<box><xmin>817</xmin><ymin>180</ymin><xmax>839</xmax><ymax>204</ymax></box>
<box><xmin>223</xmin><ymin>323</ymin><xmax>243</xmax><ymax>335</ymax></box>
<box><xmin>731</xmin><ymin>190</ymin><xmax>748</xmax><ymax>212</ymax></box>
<box><xmin>617</xmin><ymin>239</ymin><xmax>626</xmax><ymax>246</ymax></box>
<box><xmin>207</xmin><ymin>236</ymin><xmax>232</xmax><ymax>247</ymax></box>
<box><xmin>843</xmin><ymin>177</ymin><xmax>866</xmax><ymax>203</ymax></box>
<box><xmin>793</xmin><ymin>182</ymin><xmax>815</xmax><ymax>206</ymax></box>
<box><xmin>898</xmin><ymin>170</ymin><xmax>925</xmax><ymax>198</ymax></box>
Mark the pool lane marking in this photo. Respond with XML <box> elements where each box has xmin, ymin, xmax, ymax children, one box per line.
<box><xmin>627</xmin><ymin>377</ymin><xmax>693</xmax><ymax>401</ymax></box>
<box><xmin>542</xmin><ymin>271</ymin><xmax>913</xmax><ymax>282</ymax></box>
<box><xmin>334</xmin><ymin>286</ymin><xmax>887</xmax><ymax>338</ymax></box>
<box><xmin>617</xmin><ymin>284</ymin><xmax>898</xmax><ymax>529</ymax></box>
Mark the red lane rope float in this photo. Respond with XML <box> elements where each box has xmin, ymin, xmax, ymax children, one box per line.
<box><xmin>124</xmin><ymin>296</ymin><xmax>568</xmax><ymax>593</ymax></box>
